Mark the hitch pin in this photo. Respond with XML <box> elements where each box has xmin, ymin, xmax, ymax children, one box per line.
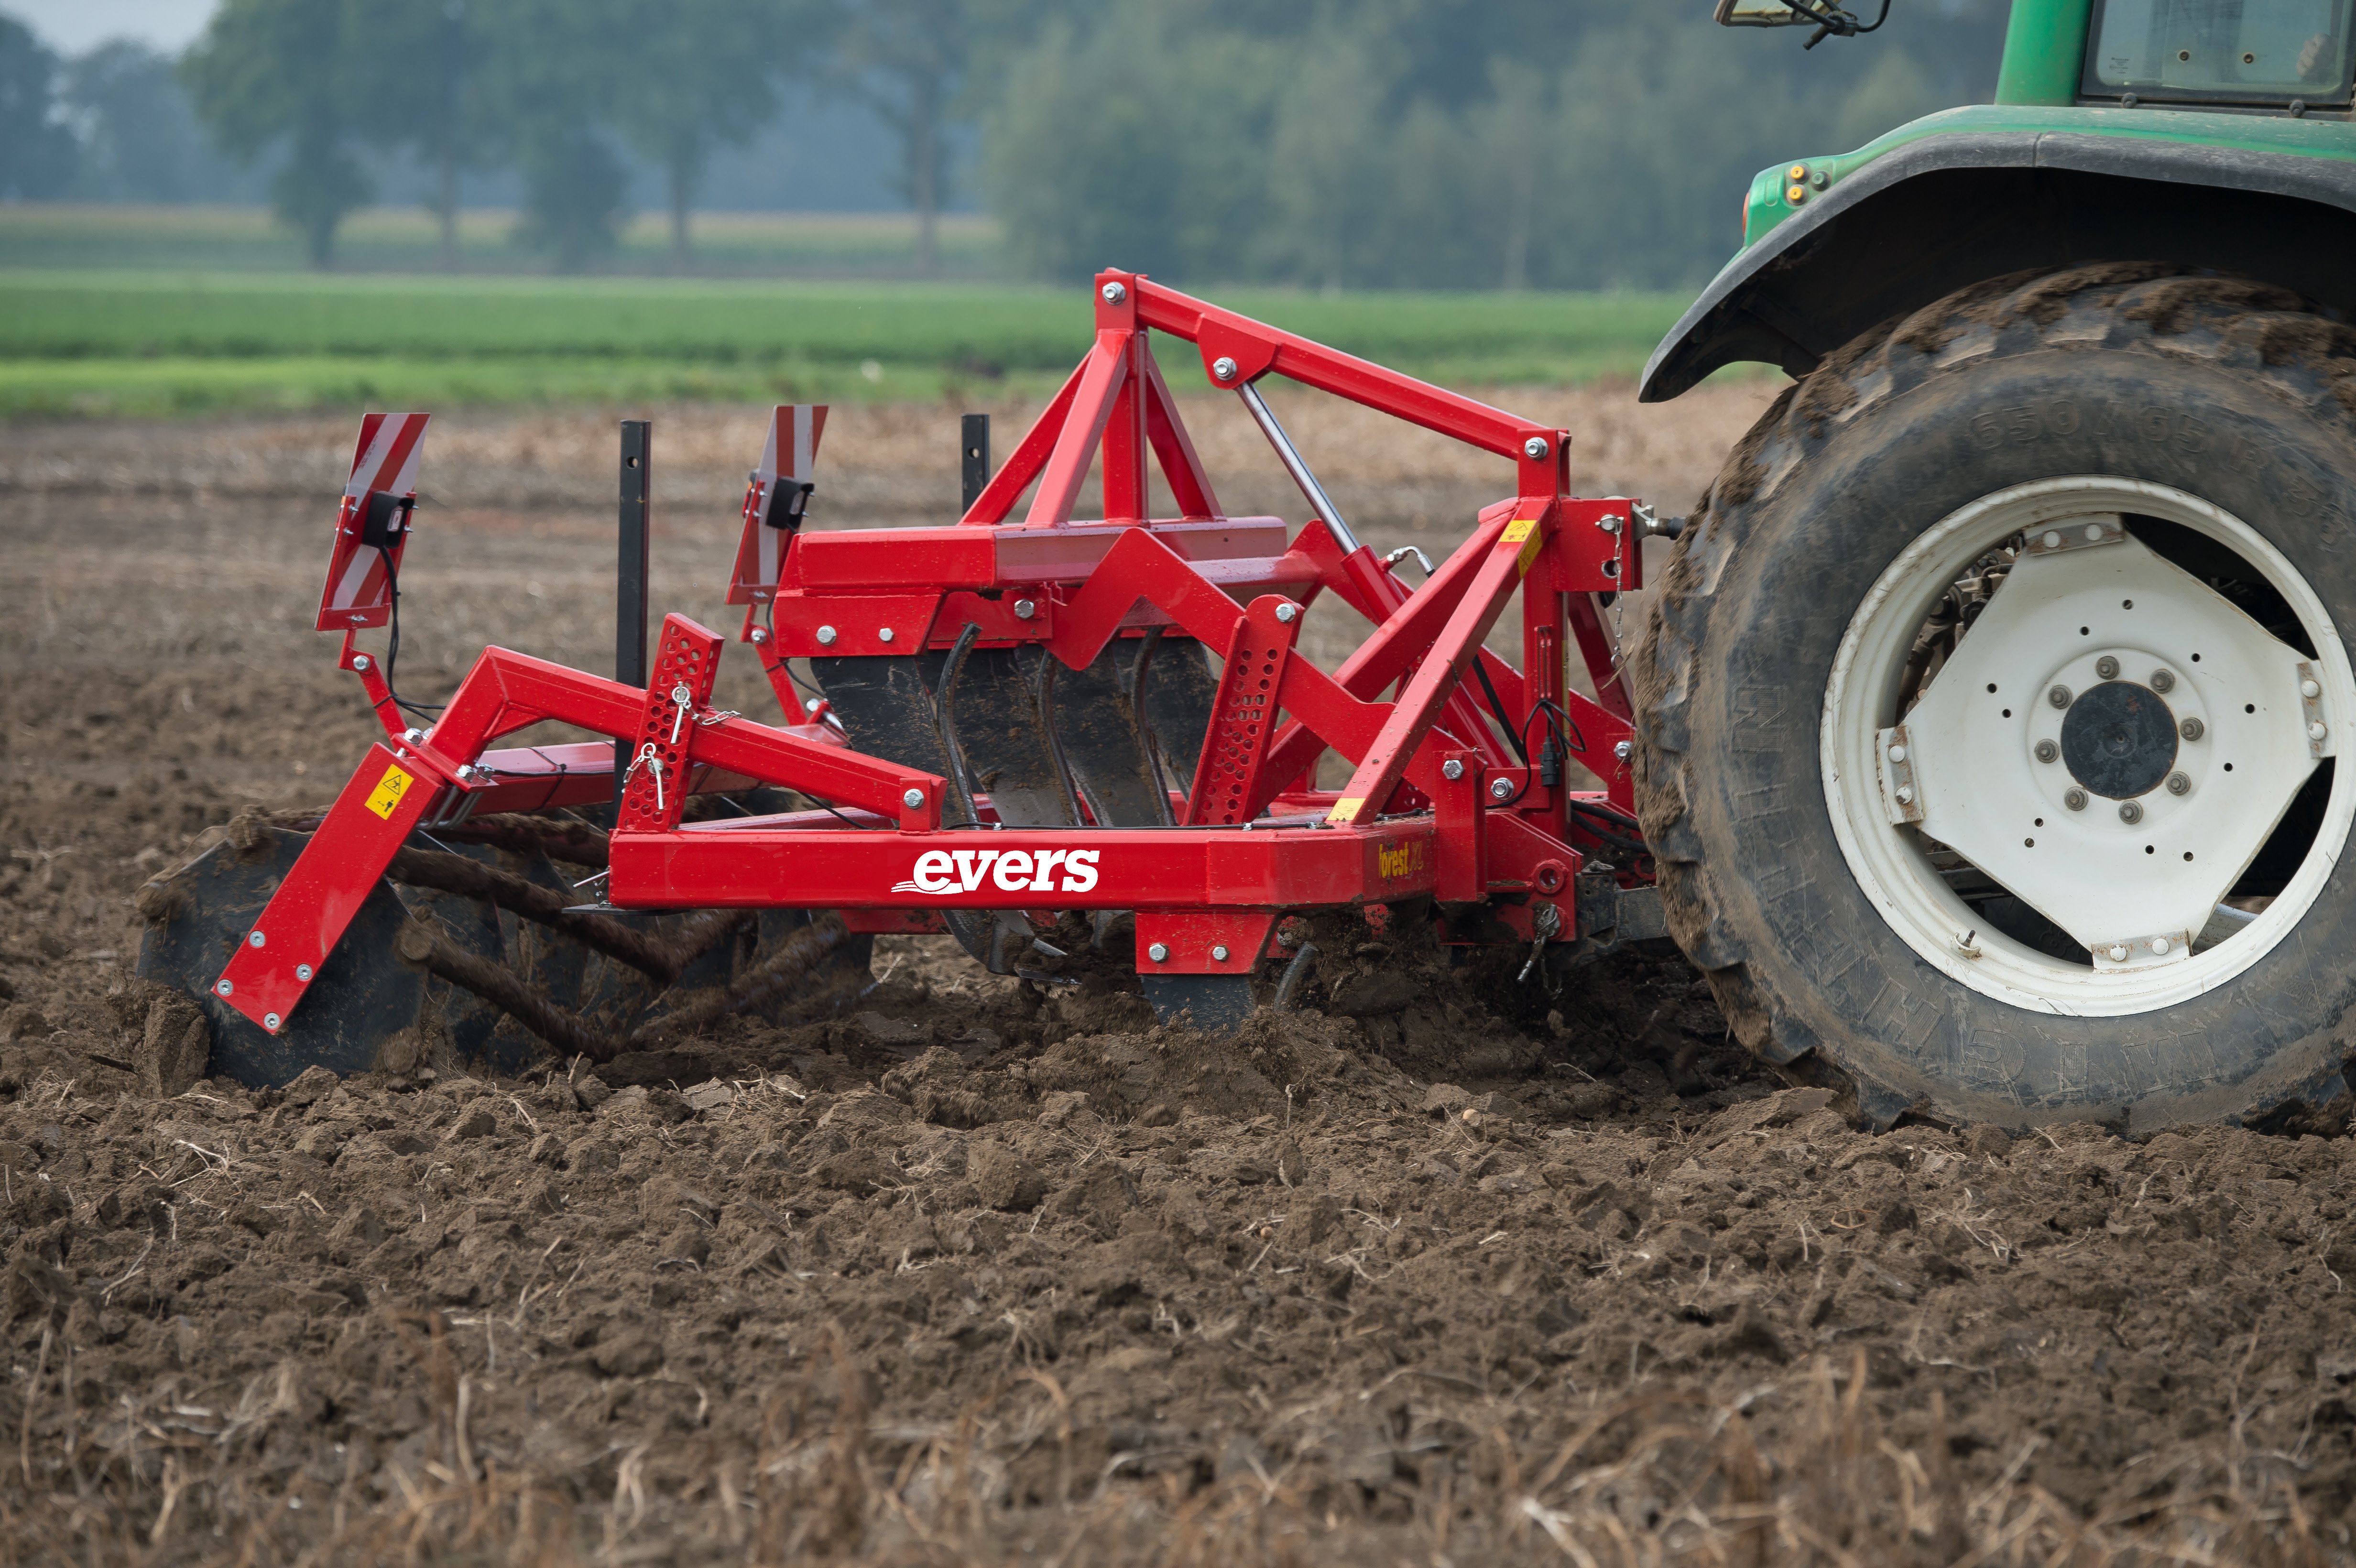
<box><xmin>631</xmin><ymin>741</ymin><xmax>665</xmax><ymax>813</ymax></box>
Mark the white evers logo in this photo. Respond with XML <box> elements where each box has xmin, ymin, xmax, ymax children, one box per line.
<box><xmin>894</xmin><ymin>848</ymin><xmax>1101</xmax><ymax>896</ymax></box>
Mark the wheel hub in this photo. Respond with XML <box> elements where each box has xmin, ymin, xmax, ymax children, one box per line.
<box><xmin>2059</xmin><ymin>681</ymin><xmax>2178</xmax><ymax>799</ymax></box>
<box><xmin>1872</xmin><ymin>513</ymin><xmax>2328</xmax><ymax>968</ymax></box>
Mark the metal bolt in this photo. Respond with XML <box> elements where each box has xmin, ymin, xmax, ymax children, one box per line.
<box><xmin>215</xmin><ymin>980</ymin><xmax>233</xmax><ymax>998</ymax></box>
<box><xmin>816</xmin><ymin>625</ymin><xmax>838</xmax><ymax>646</ymax></box>
<box><xmin>295</xmin><ymin>964</ymin><xmax>313</xmax><ymax>981</ymax></box>
<box><xmin>2084</xmin><ymin>523</ymin><xmax>2104</xmax><ymax>542</ymax></box>
<box><xmin>749</xmin><ymin>627</ymin><xmax>768</xmax><ymax>644</ymax></box>
<box><xmin>2152</xmin><ymin>669</ymin><xmax>2175</xmax><ymax>693</ymax></box>
<box><xmin>1148</xmin><ymin>942</ymin><xmax>1169</xmax><ymax>962</ymax></box>
<box><xmin>1012</xmin><ymin>598</ymin><xmax>1036</xmax><ymax>620</ymax></box>
<box><xmin>263</xmin><ymin>1013</ymin><xmax>281</xmax><ymax>1031</ymax></box>
<box><xmin>901</xmin><ymin>787</ymin><xmax>925</xmax><ymax>810</ymax></box>
<box><xmin>248</xmin><ymin>930</ymin><xmax>266</xmax><ymax>948</ymax></box>
<box><xmin>1212</xmin><ymin>356</ymin><xmax>1239</xmax><ymax>382</ymax></box>
<box><xmin>352</xmin><ymin>654</ymin><xmax>371</xmax><ymax>671</ymax></box>
<box><xmin>2108</xmin><ymin>944</ymin><xmax>2129</xmax><ymax>961</ymax></box>
<box><xmin>404</xmin><ymin>728</ymin><xmax>425</xmax><ymax>744</ymax></box>
<box><xmin>455</xmin><ymin>764</ymin><xmax>476</xmax><ymax>782</ymax></box>
<box><xmin>2180</xmin><ymin>717</ymin><xmax>2203</xmax><ymax>740</ymax></box>
<box><xmin>877</xmin><ymin>627</ymin><xmax>895</xmax><ymax>644</ymax></box>
<box><xmin>1894</xmin><ymin>785</ymin><xmax>1915</xmax><ymax>805</ymax></box>
<box><xmin>2040</xmin><ymin>531</ymin><xmax>2062</xmax><ymax>549</ymax></box>
<box><xmin>2048</xmin><ymin>684</ymin><xmax>2073</xmax><ymax>709</ymax></box>
<box><xmin>2311</xmin><ymin>721</ymin><xmax>2329</xmax><ymax>741</ymax></box>
<box><xmin>2150</xmin><ymin>936</ymin><xmax>2171</xmax><ymax>955</ymax></box>
<box><xmin>2119</xmin><ymin>800</ymin><xmax>2144</xmax><ymax>824</ymax></box>
<box><xmin>1887</xmin><ymin>743</ymin><xmax>1907</xmax><ymax>763</ymax></box>
<box><xmin>2034</xmin><ymin>739</ymin><xmax>2059</xmax><ymax>763</ymax></box>
<box><xmin>2095</xmin><ymin>655</ymin><xmax>2119</xmax><ymax>680</ymax></box>
<box><xmin>1102</xmin><ymin>281</ymin><xmax>1128</xmax><ymax>305</ymax></box>
<box><xmin>1274</xmin><ymin>602</ymin><xmax>1299</xmax><ymax>623</ymax></box>
<box><xmin>1489</xmin><ymin>777</ymin><xmax>1515</xmax><ymax>801</ymax></box>
<box><xmin>2065</xmin><ymin>788</ymin><xmax>2088</xmax><ymax>811</ymax></box>
<box><xmin>1614</xmin><ymin>740</ymin><xmax>1633</xmax><ymax>762</ymax></box>
<box><xmin>1523</xmin><ymin>436</ymin><xmax>1550</xmax><ymax>461</ymax></box>
<box><xmin>2166</xmin><ymin>771</ymin><xmax>2191</xmax><ymax>795</ymax></box>
<box><xmin>2303</xmin><ymin>678</ymin><xmax>2323</xmax><ymax>698</ymax></box>
<box><xmin>1211</xmin><ymin>945</ymin><xmax>1230</xmax><ymax>961</ymax></box>
<box><xmin>1442</xmin><ymin>759</ymin><xmax>1465</xmax><ymax>781</ymax></box>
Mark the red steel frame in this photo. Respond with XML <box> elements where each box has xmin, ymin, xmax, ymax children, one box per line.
<box><xmin>212</xmin><ymin>272</ymin><xmax>1648</xmax><ymax>1038</ymax></box>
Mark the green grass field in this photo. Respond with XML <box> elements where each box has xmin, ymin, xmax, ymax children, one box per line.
<box><xmin>0</xmin><ymin>208</ymin><xmax>1704</xmax><ymax>418</ymax></box>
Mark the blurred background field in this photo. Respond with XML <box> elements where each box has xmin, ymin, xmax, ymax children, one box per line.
<box><xmin>0</xmin><ymin>241</ymin><xmax>1697</xmax><ymax>417</ymax></box>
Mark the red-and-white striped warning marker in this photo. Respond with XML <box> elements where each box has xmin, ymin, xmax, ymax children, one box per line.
<box><xmin>315</xmin><ymin>412</ymin><xmax>431</xmax><ymax>631</ymax></box>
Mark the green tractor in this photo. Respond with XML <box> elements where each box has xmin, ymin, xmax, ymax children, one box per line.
<box><xmin>1633</xmin><ymin>0</ymin><xmax>2356</xmax><ymax>1133</ymax></box>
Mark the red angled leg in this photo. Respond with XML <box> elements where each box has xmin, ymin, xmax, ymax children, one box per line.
<box><xmin>618</xmin><ymin>615</ymin><xmax>725</xmax><ymax>833</ymax></box>
<box><xmin>1185</xmin><ymin>596</ymin><xmax>1302</xmax><ymax>826</ymax></box>
<box><xmin>213</xmin><ymin>742</ymin><xmax>447</xmax><ymax>1033</ymax></box>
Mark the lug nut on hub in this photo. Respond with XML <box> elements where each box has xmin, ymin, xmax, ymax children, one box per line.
<box><xmin>2048</xmin><ymin>684</ymin><xmax>2073</xmax><ymax>709</ymax></box>
<box><xmin>2095</xmin><ymin>655</ymin><xmax>2120</xmax><ymax>680</ymax></box>
<box><xmin>2166</xmin><ymin>771</ymin><xmax>2191</xmax><ymax>795</ymax></box>
<box><xmin>2034</xmin><ymin>739</ymin><xmax>2059</xmax><ymax>763</ymax></box>
<box><xmin>2118</xmin><ymin>800</ymin><xmax>2144</xmax><ymax>824</ymax></box>
<box><xmin>2064</xmin><ymin>788</ymin><xmax>2088</xmax><ymax>811</ymax></box>
<box><xmin>2152</xmin><ymin>669</ymin><xmax>2176</xmax><ymax>693</ymax></box>
<box><xmin>2181</xmin><ymin>717</ymin><xmax>2204</xmax><ymax>740</ymax></box>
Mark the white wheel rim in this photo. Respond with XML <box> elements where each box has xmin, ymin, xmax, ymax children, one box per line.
<box><xmin>1822</xmin><ymin>478</ymin><xmax>2356</xmax><ymax>1016</ymax></box>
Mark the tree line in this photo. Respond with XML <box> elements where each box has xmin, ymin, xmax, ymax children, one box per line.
<box><xmin>0</xmin><ymin>0</ymin><xmax>2010</xmax><ymax>290</ymax></box>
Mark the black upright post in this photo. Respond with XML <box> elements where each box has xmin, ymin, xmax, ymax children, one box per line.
<box><xmin>615</xmin><ymin>419</ymin><xmax>652</xmax><ymax>814</ymax></box>
<box><xmin>961</xmin><ymin>413</ymin><xmax>991</xmax><ymax>514</ymax></box>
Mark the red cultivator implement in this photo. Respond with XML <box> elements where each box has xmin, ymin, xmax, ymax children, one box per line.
<box><xmin>140</xmin><ymin>272</ymin><xmax>1668</xmax><ymax>1086</ymax></box>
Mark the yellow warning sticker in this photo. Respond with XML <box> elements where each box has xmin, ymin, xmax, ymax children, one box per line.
<box><xmin>1502</xmin><ymin>513</ymin><xmax>1545</xmax><ymax>576</ymax></box>
<box><xmin>364</xmin><ymin>762</ymin><xmax>414</xmax><ymax>820</ymax></box>
<box><xmin>1327</xmin><ymin>796</ymin><xmax>1364</xmax><ymax>825</ymax></box>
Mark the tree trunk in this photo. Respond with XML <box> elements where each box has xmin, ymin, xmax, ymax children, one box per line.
<box><xmin>436</xmin><ymin>144</ymin><xmax>459</xmax><ymax>271</ymax></box>
<box><xmin>912</xmin><ymin>77</ymin><xmax>938</xmax><ymax>277</ymax></box>
<box><xmin>668</xmin><ymin>152</ymin><xmax>694</xmax><ymax>271</ymax></box>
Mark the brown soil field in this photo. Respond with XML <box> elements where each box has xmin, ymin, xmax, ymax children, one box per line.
<box><xmin>5</xmin><ymin>387</ymin><xmax>2356</xmax><ymax>1565</ymax></box>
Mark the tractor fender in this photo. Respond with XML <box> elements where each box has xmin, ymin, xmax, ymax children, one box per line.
<box><xmin>1640</xmin><ymin>130</ymin><xmax>2356</xmax><ymax>403</ymax></box>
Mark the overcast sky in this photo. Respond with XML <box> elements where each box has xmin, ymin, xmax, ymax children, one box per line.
<box><xmin>11</xmin><ymin>0</ymin><xmax>213</xmax><ymax>54</ymax></box>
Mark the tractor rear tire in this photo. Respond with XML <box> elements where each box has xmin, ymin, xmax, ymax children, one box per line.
<box><xmin>1631</xmin><ymin>264</ymin><xmax>2356</xmax><ymax>1134</ymax></box>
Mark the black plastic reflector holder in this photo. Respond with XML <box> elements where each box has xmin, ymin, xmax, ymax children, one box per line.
<box><xmin>616</xmin><ymin>419</ymin><xmax>653</xmax><ymax>812</ymax></box>
<box><xmin>358</xmin><ymin>490</ymin><xmax>414</xmax><ymax>549</ymax></box>
<box><xmin>962</xmin><ymin>413</ymin><xmax>991</xmax><ymax>514</ymax></box>
<box><xmin>763</xmin><ymin>479</ymin><xmax>814</xmax><ymax>531</ymax></box>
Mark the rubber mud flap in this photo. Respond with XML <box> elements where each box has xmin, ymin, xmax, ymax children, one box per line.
<box><xmin>1628</xmin><ymin>265</ymin><xmax>2356</xmax><ymax>1134</ymax></box>
<box><xmin>135</xmin><ymin>829</ymin><xmax>501</xmax><ymax>1088</ymax></box>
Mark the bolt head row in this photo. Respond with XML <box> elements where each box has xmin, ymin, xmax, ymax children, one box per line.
<box><xmin>1012</xmin><ymin>598</ymin><xmax>1036</xmax><ymax>620</ymax></box>
<box><xmin>1148</xmin><ymin>942</ymin><xmax>1169</xmax><ymax>962</ymax></box>
<box><xmin>1441</xmin><ymin>759</ymin><xmax>1465</xmax><ymax>781</ymax></box>
<box><xmin>1211</xmin><ymin>945</ymin><xmax>1230</xmax><ymax>961</ymax></box>
<box><xmin>1489</xmin><ymin>777</ymin><xmax>1515</xmax><ymax>801</ymax></box>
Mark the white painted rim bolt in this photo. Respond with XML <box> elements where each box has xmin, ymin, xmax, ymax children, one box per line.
<box><xmin>1441</xmin><ymin>759</ymin><xmax>1465</xmax><ymax>781</ymax></box>
<box><xmin>2151</xmin><ymin>936</ymin><xmax>2172</xmax><ymax>955</ymax></box>
<box><xmin>2108</xmin><ymin>944</ymin><xmax>2129</xmax><ymax>961</ymax></box>
<box><xmin>2041</xmin><ymin>531</ymin><xmax>2063</xmax><ymax>549</ymax></box>
<box><xmin>1211</xmin><ymin>945</ymin><xmax>1230</xmax><ymax>961</ymax></box>
<box><xmin>1887</xmin><ymin>742</ymin><xmax>1907</xmax><ymax>762</ymax></box>
<box><xmin>2303</xmin><ymin>678</ymin><xmax>2323</xmax><ymax>698</ymax></box>
<box><xmin>1212</xmin><ymin>356</ymin><xmax>1239</xmax><ymax>382</ymax></box>
<box><xmin>1148</xmin><ymin>942</ymin><xmax>1169</xmax><ymax>962</ymax></box>
<box><xmin>2084</xmin><ymin>523</ymin><xmax>2104</xmax><ymax>542</ymax></box>
<box><xmin>1895</xmin><ymin>785</ymin><xmax>1915</xmax><ymax>805</ymax></box>
<box><xmin>816</xmin><ymin>625</ymin><xmax>838</xmax><ymax>647</ymax></box>
<box><xmin>1013</xmin><ymin>599</ymin><xmax>1036</xmax><ymax>620</ymax></box>
<box><xmin>2312</xmin><ymin>722</ymin><xmax>2330</xmax><ymax>741</ymax></box>
<box><xmin>902</xmin><ymin>788</ymin><xmax>925</xmax><ymax>810</ymax></box>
